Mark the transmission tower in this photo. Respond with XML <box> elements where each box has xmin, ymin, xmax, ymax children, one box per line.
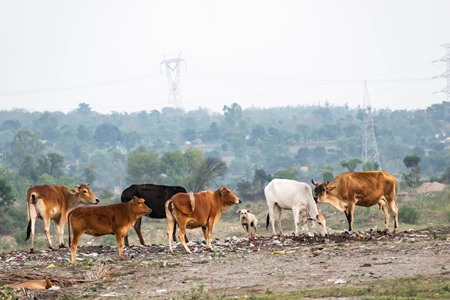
<box><xmin>441</xmin><ymin>44</ymin><xmax>450</xmax><ymax>101</ymax></box>
<box><xmin>361</xmin><ymin>81</ymin><xmax>382</xmax><ymax>169</ymax></box>
<box><xmin>160</xmin><ymin>53</ymin><xmax>187</xmax><ymax>108</ymax></box>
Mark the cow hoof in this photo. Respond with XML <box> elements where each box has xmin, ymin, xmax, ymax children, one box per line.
<box><xmin>59</xmin><ymin>244</ymin><xmax>67</xmax><ymax>249</ymax></box>
<box><xmin>29</xmin><ymin>249</ymin><xmax>34</xmax><ymax>254</ymax></box>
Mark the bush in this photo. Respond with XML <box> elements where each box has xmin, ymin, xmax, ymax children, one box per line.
<box><xmin>399</xmin><ymin>205</ymin><xmax>420</xmax><ymax>224</ymax></box>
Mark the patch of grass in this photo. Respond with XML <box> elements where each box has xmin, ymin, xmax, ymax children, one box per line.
<box><xmin>277</xmin><ymin>275</ymin><xmax>450</xmax><ymax>300</ymax></box>
<box><xmin>0</xmin><ymin>285</ymin><xmax>18</xmax><ymax>300</ymax></box>
<box><xmin>178</xmin><ymin>283</ymin><xmax>227</xmax><ymax>300</ymax></box>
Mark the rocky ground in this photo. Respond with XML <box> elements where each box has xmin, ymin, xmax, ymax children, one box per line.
<box><xmin>1</xmin><ymin>226</ymin><xmax>450</xmax><ymax>299</ymax></box>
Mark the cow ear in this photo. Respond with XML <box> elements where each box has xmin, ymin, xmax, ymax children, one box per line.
<box><xmin>219</xmin><ymin>186</ymin><xmax>225</xmax><ymax>195</ymax></box>
<box><xmin>326</xmin><ymin>185</ymin><xmax>336</xmax><ymax>192</ymax></box>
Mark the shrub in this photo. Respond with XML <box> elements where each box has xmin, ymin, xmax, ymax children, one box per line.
<box><xmin>399</xmin><ymin>205</ymin><xmax>419</xmax><ymax>224</ymax></box>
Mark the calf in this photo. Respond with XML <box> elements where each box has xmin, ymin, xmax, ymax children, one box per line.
<box><xmin>265</xmin><ymin>179</ymin><xmax>327</xmax><ymax>236</ymax></box>
<box><xmin>237</xmin><ymin>209</ymin><xmax>258</xmax><ymax>237</ymax></box>
<box><xmin>165</xmin><ymin>186</ymin><xmax>241</xmax><ymax>254</ymax></box>
<box><xmin>68</xmin><ymin>196</ymin><xmax>151</xmax><ymax>262</ymax></box>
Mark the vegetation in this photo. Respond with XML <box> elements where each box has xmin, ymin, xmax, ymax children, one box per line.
<box><xmin>1</xmin><ymin>101</ymin><xmax>450</xmax><ymax>247</ymax></box>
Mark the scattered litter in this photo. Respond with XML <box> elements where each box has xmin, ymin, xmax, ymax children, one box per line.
<box><xmin>334</xmin><ymin>279</ymin><xmax>346</xmax><ymax>284</ymax></box>
<box><xmin>100</xmin><ymin>292</ymin><xmax>122</xmax><ymax>297</ymax></box>
<box><xmin>155</xmin><ymin>289</ymin><xmax>167</xmax><ymax>294</ymax></box>
<box><xmin>272</xmin><ymin>250</ymin><xmax>285</xmax><ymax>255</ymax></box>
<box><xmin>46</xmin><ymin>263</ymin><xmax>57</xmax><ymax>268</ymax></box>
<box><xmin>81</xmin><ymin>252</ymin><xmax>99</xmax><ymax>257</ymax></box>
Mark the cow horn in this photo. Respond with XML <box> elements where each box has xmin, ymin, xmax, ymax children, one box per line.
<box><xmin>311</xmin><ymin>179</ymin><xmax>318</xmax><ymax>186</ymax></box>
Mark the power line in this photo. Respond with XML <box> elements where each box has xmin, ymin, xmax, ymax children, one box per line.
<box><xmin>0</xmin><ymin>73</ymin><xmax>161</xmax><ymax>97</ymax></box>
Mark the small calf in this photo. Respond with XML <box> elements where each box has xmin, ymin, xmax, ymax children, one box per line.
<box><xmin>68</xmin><ymin>196</ymin><xmax>151</xmax><ymax>262</ymax></box>
<box><xmin>237</xmin><ymin>209</ymin><xmax>258</xmax><ymax>237</ymax></box>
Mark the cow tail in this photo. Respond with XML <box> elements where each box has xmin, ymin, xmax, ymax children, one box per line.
<box><xmin>25</xmin><ymin>192</ymin><xmax>35</xmax><ymax>241</ymax></box>
<box><xmin>188</xmin><ymin>192</ymin><xmax>195</xmax><ymax>213</ymax></box>
<box><xmin>266</xmin><ymin>213</ymin><xmax>270</xmax><ymax>230</ymax></box>
<box><xmin>25</xmin><ymin>220</ymin><xmax>31</xmax><ymax>241</ymax></box>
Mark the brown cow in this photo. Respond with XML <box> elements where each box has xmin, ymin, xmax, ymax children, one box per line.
<box><xmin>165</xmin><ymin>186</ymin><xmax>241</xmax><ymax>254</ymax></box>
<box><xmin>312</xmin><ymin>170</ymin><xmax>399</xmax><ymax>233</ymax></box>
<box><xmin>25</xmin><ymin>184</ymin><xmax>99</xmax><ymax>253</ymax></box>
<box><xmin>68</xmin><ymin>196</ymin><xmax>151</xmax><ymax>262</ymax></box>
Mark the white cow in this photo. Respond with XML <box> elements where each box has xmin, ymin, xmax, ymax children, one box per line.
<box><xmin>265</xmin><ymin>179</ymin><xmax>327</xmax><ymax>236</ymax></box>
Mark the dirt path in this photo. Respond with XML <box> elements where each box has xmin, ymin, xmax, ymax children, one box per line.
<box><xmin>1</xmin><ymin>227</ymin><xmax>450</xmax><ymax>299</ymax></box>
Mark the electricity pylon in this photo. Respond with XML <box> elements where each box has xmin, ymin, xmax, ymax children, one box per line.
<box><xmin>361</xmin><ymin>81</ymin><xmax>382</xmax><ymax>169</ymax></box>
<box><xmin>160</xmin><ymin>53</ymin><xmax>187</xmax><ymax>108</ymax></box>
<box><xmin>441</xmin><ymin>44</ymin><xmax>450</xmax><ymax>101</ymax></box>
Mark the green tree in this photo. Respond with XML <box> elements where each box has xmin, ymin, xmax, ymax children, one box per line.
<box><xmin>18</xmin><ymin>154</ymin><xmax>38</xmax><ymax>183</ymax></box>
<box><xmin>0</xmin><ymin>178</ymin><xmax>15</xmax><ymax>208</ymax></box>
<box><xmin>77</xmin><ymin>102</ymin><xmax>92</xmax><ymax>114</ymax></box>
<box><xmin>37</xmin><ymin>152</ymin><xmax>65</xmax><ymax>178</ymax></box>
<box><xmin>185</xmin><ymin>156</ymin><xmax>228</xmax><ymax>192</ymax></box>
<box><xmin>93</xmin><ymin>124</ymin><xmax>123</xmax><ymax>148</ymax></box>
<box><xmin>340</xmin><ymin>158</ymin><xmax>363</xmax><ymax>172</ymax></box>
<box><xmin>6</xmin><ymin>130</ymin><xmax>45</xmax><ymax>168</ymax></box>
<box><xmin>274</xmin><ymin>167</ymin><xmax>298</xmax><ymax>180</ymax></box>
<box><xmin>223</xmin><ymin>103</ymin><xmax>242</xmax><ymax>132</ymax></box>
<box><xmin>83</xmin><ymin>163</ymin><xmax>97</xmax><ymax>185</ymax></box>
<box><xmin>253</xmin><ymin>169</ymin><xmax>272</xmax><ymax>191</ymax></box>
<box><xmin>402</xmin><ymin>154</ymin><xmax>421</xmax><ymax>188</ymax></box>
<box><xmin>320</xmin><ymin>166</ymin><xmax>334</xmax><ymax>182</ymax></box>
<box><xmin>126</xmin><ymin>147</ymin><xmax>161</xmax><ymax>184</ymax></box>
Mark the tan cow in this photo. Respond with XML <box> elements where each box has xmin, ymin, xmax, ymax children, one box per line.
<box><xmin>25</xmin><ymin>184</ymin><xmax>99</xmax><ymax>253</ymax></box>
<box><xmin>165</xmin><ymin>186</ymin><xmax>241</xmax><ymax>254</ymax></box>
<box><xmin>68</xmin><ymin>196</ymin><xmax>151</xmax><ymax>262</ymax></box>
<box><xmin>312</xmin><ymin>170</ymin><xmax>398</xmax><ymax>233</ymax></box>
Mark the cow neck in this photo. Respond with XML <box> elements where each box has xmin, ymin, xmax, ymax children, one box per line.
<box><xmin>213</xmin><ymin>189</ymin><xmax>233</xmax><ymax>212</ymax></box>
<box><xmin>64</xmin><ymin>187</ymin><xmax>83</xmax><ymax>211</ymax></box>
<box><xmin>306</xmin><ymin>195</ymin><xmax>320</xmax><ymax>218</ymax></box>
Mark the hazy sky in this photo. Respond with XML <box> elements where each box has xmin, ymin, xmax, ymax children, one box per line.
<box><xmin>1</xmin><ymin>0</ymin><xmax>450</xmax><ymax>114</ymax></box>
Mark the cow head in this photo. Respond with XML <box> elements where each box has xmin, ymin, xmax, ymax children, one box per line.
<box><xmin>311</xmin><ymin>179</ymin><xmax>334</xmax><ymax>203</ymax></box>
<box><xmin>75</xmin><ymin>183</ymin><xmax>100</xmax><ymax>204</ymax></box>
<box><xmin>129</xmin><ymin>196</ymin><xmax>152</xmax><ymax>217</ymax></box>
<box><xmin>217</xmin><ymin>186</ymin><xmax>241</xmax><ymax>211</ymax></box>
<box><xmin>308</xmin><ymin>213</ymin><xmax>327</xmax><ymax>236</ymax></box>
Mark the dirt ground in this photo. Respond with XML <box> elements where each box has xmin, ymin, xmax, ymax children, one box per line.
<box><xmin>1</xmin><ymin>226</ymin><xmax>450</xmax><ymax>299</ymax></box>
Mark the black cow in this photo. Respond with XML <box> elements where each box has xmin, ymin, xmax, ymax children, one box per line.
<box><xmin>121</xmin><ymin>184</ymin><xmax>187</xmax><ymax>246</ymax></box>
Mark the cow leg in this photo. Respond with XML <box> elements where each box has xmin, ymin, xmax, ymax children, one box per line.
<box><xmin>292</xmin><ymin>206</ymin><xmax>301</xmax><ymax>236</ymax></box>
<box><xmin>70</xmin><ymin>231</ymin><xmax>82</xmax><ymax>263</ymax></box>
<box><xmin>345</xmin><ymin>204</ymin><xmax>356</xmax><ymax>232</ymax></box>
<box><xmin>166</xmin><ymin>222</ymin><xmax>175</xmax><ymax>254</ymax></box>
<box><xmin>178</xmin><ymin>225</ymin><xmax>191</xmax><ymax>254</ymax></box>
<box><xmin>165</xmin><ymin>200</ymin><xmax>175</xmax><ymax>254</ymax></box>
<box><xmin>203</xmin><ymin>225</ymin><xmax>214</xmax><ymax>251</ymax></box>
<box><xmin>133</xmin><ymin>217</ymin><xmax>146</xmax><ymax>246</ymax></box>
<box><xmin>388</xmin><ymin>200</ymin><xmax>399</xmax><ymax>233</ymax></box>
<box><xmin>268</xmin><ymin>205</ymin><xmax>278</xmax><ymax>236</ymax></box>
<box><xmin>115</xmin><ymin>233</ymin><xmax>126</xmax><ymax>259</ymax></box>
<box><xmin>29</xmin><ymin>218</ymin><xmax>36</xmax><ymax>253</ymax></box>
<box><xmin>275</xmin><ymin>204</ymin><xmax>283</xmax><ymax>235</ymax></box>
<box><xmin>43</xmin><ymin>217</ymin><xmax>55</xmax><ymax>250</ymax></box>
<box><xmin>53</xmin><ymin>218</ymin><xmax>66</xmax><ymax>249</ymax></box>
